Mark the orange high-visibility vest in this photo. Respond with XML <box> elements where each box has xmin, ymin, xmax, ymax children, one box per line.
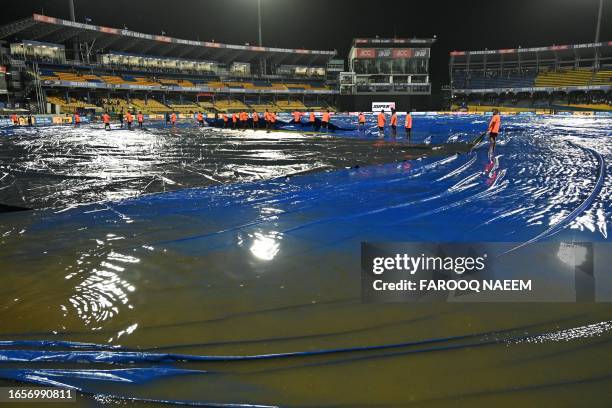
<box><xmin>126</xmin><ymin>112</ymin><xmax>133</xmax><ymax>122</ymax></box>
<box><xmin>309</xmin><ymin>112</ymin><xmax>315</xmax><ymax>122</ymax></box>
<box><xmin>358</xmin><ymin>114</ymin><xmax>365</xmax><ymax>124</ymax></box>
<box><xmin>171</xmin><ymin>113</ymin><xmax>177</xmax><ymax>122</ymax></box>
<box><xmin>390</xmin><ymin>113</ymin><xmax>397</xmax><ymax>126</ymax></box>
<box><xmin>322</xmin><ymin>112</ymin><xmax>330</xmax><ymax>122</ymax></box>
<box><xmin>293</xmin><ymin>111</ymin><xmax>302</xmax><ymax>122</ymax></box>
<box><xmin>102</xmin><ymin>114</ymin><xmax>110</xmax><ymax>124</ymax></box>
<box><xmin>137</xmin><ymin>114</ymin><xmax>144</xmax><ymax>122</ymax></box>
<box><xmin>74</xmin><ymin>114</ymin><xmax>81</xmax><ymax>123</ymax></box>
<box><xmin>197</xmin><ymin>112</ymin><xmax>203</xmax><ymax>121</ymax></box>
<box><xmin>377</xmin><ymin>112</ymin><xmax>386</xmax><ymax>127</ymax></box>
<box><xmin>404</xmin><ymin>114</ymin><xmax>412</xmax><ymax>129</ymax></box>
<box><xmin>488</xmin><ymin>114</ymin><xmax>501</xmax><ymax>133</ymax></box>
<box><xmin>270</xmin><ymin>113</ymin><xmax>276</xmax><ymax>123</ymax></box>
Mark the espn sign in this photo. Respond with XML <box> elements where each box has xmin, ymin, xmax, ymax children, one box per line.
<box><xmin>372</xmin><ymin>102</ymin><xmax>395</xmax><ymax>112</ymax></box>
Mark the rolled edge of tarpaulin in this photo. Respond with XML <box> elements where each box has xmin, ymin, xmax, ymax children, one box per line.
<box><xmin>0</xmin><ymin>203</ymin><xmax>31</xmax><ymax>213</ymax></box>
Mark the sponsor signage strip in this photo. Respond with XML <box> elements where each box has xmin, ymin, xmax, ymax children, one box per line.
<box><xmin>32</xmin><ymin>14</ymin><xmax>334</xmax><ymax>56</ymax></box>
<box><xmin>451</xmin><ymin>41</ymin><xmax>611</xmax><ymax>56</ymax></box>
<box><xmin>452</xmin><ymin>85</ymin><xmax>611</xmax><ymax>93</ymax></box>
<box><xmin>41</xmin><ymin>80</ymin><xmax>338</xmax><ymax>94</ymax></box>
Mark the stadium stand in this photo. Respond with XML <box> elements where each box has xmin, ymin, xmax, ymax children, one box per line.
<box><xmin>213</xmin><ymin>99</ymin><xmax>250</xmax><ymax>112</ymax></box>
<box><xmin>0</xmin><ymin>13</ymin><xmax>339</xmax><ymax>114</ymax></box>
<box><xmin>450</xmin><ymin>41</ymin><xmax>611</xmax><ymax>111</ymax></box>
<box><xmin>167</xmin><ymin>100</ymin><xmax>201</xmax><ymax>113</ymax></box>
<box><xmin>592</xmin><ymin>70</ymin><xmax>612</xmax><ymax>85</ymax></box>
<box><xmin>102</xmin><ymin>98</ymin><xmax>133</xmax><ymax>113</ymax></box>
<box><xmin>46</xmin><ymin>95</ymin><xmax>95</xmax><ymax>113</ymax></box>
<box><xmin>131</xmin><ymin>99</ymin><xmax>172</xmax><ymax>113</ymax></box>
<box><xmin>276</xmin><ymin>98</ymin><xmax>308</xmax><ymax>111</ymax></box>
<box><xmin>534</xmin><ymin>69</ymin><xmax>593</xmax><ymax>87</ymax></box>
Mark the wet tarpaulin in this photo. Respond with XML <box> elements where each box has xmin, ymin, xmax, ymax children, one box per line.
<box><xmin>0</xmin><ymin>122</ymin><xmax>474</xmax><ymax>210</ymax></box>
<box><xmin>1</xmin><ymin>115</ymin><xmax>611</xmax><ymax>406</ymax></box>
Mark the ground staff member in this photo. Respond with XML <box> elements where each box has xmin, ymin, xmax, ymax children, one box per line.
<box><xmin>390</xmin><ymin>109</ymin><xmax>397</xmax><ymax>137</ymax></box>
<box><xmin>293</xmin><ymin>111</ymin><xmax>302</xmax><ymax>124</ymax></box>
<box><xmin>264</xmin><ymin>109</ymin><xmax>271</xmax><ymax>130</ymax></box>
<box><xmin>170</xmin><ymin>112</ymin><xmax>177</xmax><ymax>127</ymax></box>
<box><xmin>488</xmin><ymin>109</ymin><xmax>501</xmax><ymax>149</ymax></box>
<box><xmin>252</xmin><ymin>110</ymin><xmax>259</xmax><ymax>129</ymax></box>
<box><xmin>197</xmin><ymin>111</ymin><xmax>204</xmax><ymax>127</ymax></box>
<box><xmin>137</xmin><ymin>111</ymin><xmax>144</xmax><ymax>129</ymax></box>
<box><xmin>321</xmin><ymin>110</ymin><xmax>331</xmax><ymax>132</ymax></box>
<box><xmin>222</xmin><ymin>113</ymin><xmax>228</xmax><ymax>128</ymax></box>
<box><xmin>404</xmin><ymin>111</ymin><xmax>412</xmax><ymax>141</ymax></box>
<box><xmin>102</xmin><ymin>112</ymin><xmax>111</xmax><ymax>131</ymax></box>
<box><xmin>377</xmin><ymin>110</ymin><xmax>386</xmax><ymax>137</ymax></box>
<box><xmin>74</xmin><ymin>112</ymin><xmax>81</xmax><ymax>127</ymax></box>
<box><xmin>126</xmin><ymin>111</ymin><xmax>133</xmax><ymax>130</ymax></box>
<box><xmin>270</xmin><ymin>111</ymin><xmax>277</xmax><ymax>130</ymax></box>
<box><xmin>358</xmin><ymin>112</ymin><xmax>365</xmax><ymax>130</ymax></box>
<box><xmin>309</xmin><ymin>111</ymin><xmax>316</xmax><ymax>131</ymax></box>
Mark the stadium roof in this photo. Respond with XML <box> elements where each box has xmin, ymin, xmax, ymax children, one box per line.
<box><xmin>0</xmin><ymin>14</ymin><xmax>337</xmax><ymax>65</ymax></box>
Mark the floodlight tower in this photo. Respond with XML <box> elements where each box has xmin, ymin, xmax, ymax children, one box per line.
<box><xmin>68</xmin><ymin>0</ymin><xmax>79</xmax><ymax>61</ymax></box>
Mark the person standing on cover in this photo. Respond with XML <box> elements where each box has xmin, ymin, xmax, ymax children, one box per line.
<box><xmin>390</xmin><ymin>108</ymin><xmax>398</xmax><ymax>137</ymax></box>
<box><xmin>309</xmin><ymin>111</ymin><xmax>316</xmax><ymax>131</ymax></box>
<box><xmin>264</xmin><ymin>109</ymin><xmax>270</xmax><ymax>131</ymax></box>
<box><xmin>377</xmin><ymin>110</ymin><xmax>386</xmax><ymax>137</ymax></box>
<box><xmin>102</xmin><ymin>111</ymin><xmax>111</xmax><ymax>131</ymax></box>
<box><xmin>125</xmin><ymin>110</ymin><xmax>133</xmax><ymax>130</ymax></box>
<box><xmin>232</xmin><ymin>112</ymin><xmax>238</xmax><ymax>129</ymax></box>
<box><xmin>487</xmin><ymin>109</ymin><xmax>501</xmax><ymax>149</ymax></box>
<box><xmin>137</xmin><ymin>111</ymin><xmax>144</xmax><ymax>129</ymax></box>
<box><xmin>241</xmin><ymin>111</ymin><xmax>249</xmax><ymax>129</ymax></box>
<box><xmin>358</xmin><ymin>112</ymin><xmax>366</xmax><ymax>131</ymax></box>
<box><xmin>197</xmin><ymin>111</ymin><xmax>204</xmax><ymax>127</ymax></box>
<box><xmin>269</xmin><ymin>111</ymin><xmax>277</xmax><ymax>131</ymax></box>
<box><xmin>73</xmin><ymin>111</ymin><xmax>81</xmax><ymax>127</ymax></box>
<box><xmin>170</xmin><ymin>112</ymin><xmax>177</xmax><ymax>127</ymax></box>
<box><xmin>292</xmin><ymin>110</ymin><xmax>303</xmax><ymax>125</ymax></box>
<box><xmin>404</xmin><ymin>110</ymin><xmax>412</xmax><ymax>142</ymax></box>
<box><xmin>252</xmin><ymin>110</ymin><xmax>259</xmax><ymax>129</ymax></box>
<box><xmin>222</xmin><ymin>113</ymin><xmax>228</xmax><ymax>128</ymax></box>
<box><xmin>321</xmin><ymin>109</ymin><xmax>331</xmax><ymax>132</ymax></box>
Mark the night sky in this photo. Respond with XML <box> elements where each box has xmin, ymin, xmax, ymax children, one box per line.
<box><xmin>2</xmin><ymin>0</ymin><xmax>610</xmax><ymax>100</ymax></box>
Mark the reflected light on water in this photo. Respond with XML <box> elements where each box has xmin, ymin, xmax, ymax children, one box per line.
<box><xmin>66</xmin><ymin>236</ymin><xmax>139</xmax><ymax>326</ymax></box>
<box><xmin>250</xmin><ymin>231</ymin><xmax>282</xmax><ymax>261</ymax></box>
